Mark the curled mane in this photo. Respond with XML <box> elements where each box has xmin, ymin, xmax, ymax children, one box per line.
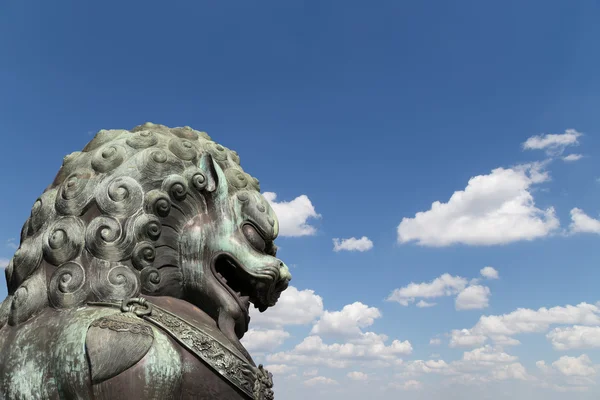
<box><xmin>0</xmin><ymin>123</ymin><xmax>261</xmax><ymax>328</ymax></box>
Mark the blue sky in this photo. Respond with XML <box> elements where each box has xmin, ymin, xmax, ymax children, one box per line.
<box><xmin>2</xmin><ymin>1</ymin><xmax>600</xmax><ymax>398</ymax></box>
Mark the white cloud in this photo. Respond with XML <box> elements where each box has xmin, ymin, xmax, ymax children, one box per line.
<box><xmin>5</xmin><ymin>238</ymin><xmax>17</xmax><ymax>250</ymax></box>
<box><xmin>547</xmin><ymin>325</ymin><xmax>600</xmax><ymax>350</ymax></box>
<box><xmin>347</xmin><ymin>371</ymin><xmax>369</xmax><ymax>381</ymax></box>
<box><xmin>430</xmin><ymin>338</ymin><xmax>442</xmax><ymax>346</ymax></box>
<box><xmin>490</xmin><ymin>363</ymin><xmax>531</xmax><ymax>381</ymax></box>
<box><xmin>263</xmin><ymin>192</ymin><xmax>320</xmax><ymax>237</ymax></box>
<box><xmin>490</xmin><ymin>335</ymin><xmax>521</xmax><ymax>346</ymax></box>
<box><xmin>449</xmin><ymin>329</ymin><xmax>488</xmax><ymax>348</ymax></box>
<box><xmin>303</xmin><ymin>369</ymin><xmax>318</xmax><ymax>377</ymax></box>
<box><xmin>332</xmin><ymin>236</ymin><xmax>373</xmax><ymax>252</ymax></box>
<box><xmin>387</xmin><ymin>273</ymin><xmax>468</xmax><ymax>306</ymax></box>
<box><xmin>249</xmin><ymin>286</ymin><xmax>324</xmax><ymax>328</ymax></box>
<box><xmin>536</xmin><ymin>360</ymin><xmax>551</xmax><ymax>374</ymax></box>
<box><xmin>400</xmin><ymin>346</ymin><xmax>533</xmax><ymax>386</ymax></box>
<box><xmin>451</xmin><ymin>302</ymin><xmax>600</xmax><ymax>348</ymax></box>
<box><xmin>455</xmin><ymin>285</ymin><xmax>491</xmax><ymax>310</ymax></box>
<box><xmin>522</xmin><ymin>129</ymin><xmax>582</xmax><ymax>155</ymax></box>
<box><xmin>240</xmin><ymin>328</ymin><xmax>290</xmax><ymax>352</ymax></box>
<box><xmin>569</xmin><ymin>208</ymin><xmax>600</xmax><ymax>234</ymax></box>
<box><xmin>476</xmin><ymin>302</ymin><xmax>600</xmax><ymax>336</ymax></box>
<box><xmin>461</xmin><ymin>345</ymin><xmax>517</xmax><ymax>364</ymax></box>
<box><xmin>399</xmin><ymin>359</ymin><xmax>451</xmax><ymax>377</ymax></box>
<box><xmin>310</xmin><ymin>302</ymin><xmax>381</xmax><ymax>337</ymax></box>
<box><xmin>552</xmin><ymin>355</ymin><xmax>596</xmax><ymax>377</ymax></box>
<box><xmin>397</xmin><ymin>162</ymin><xmax>558</xmax><ymax>246</ymax></box>
<box><xmin>0</xmin><ymin>258</ymin><xmax>9</xmax><ymax>269</ymax></box>
<box><xmin>264</xmin><ymin>364</ymin><xmax>295</xmax><ymax>375</ymax></box>
<box><xmin>416</xmin><ymin>300</ymin><xmax>436</xmax><ymax>308</ymax></box>
<box><xmin>267</xmin><ymin>334</ymin><xmax>412</xmax><ymax>368</ymax></box>
<box><xmin>304</xmin><ymin>376</ymin><xmax>338</xmax><ymax>386</ymax></box>
<box><xmin>563</xmin><ymin>154</ymin><xmax>584</xmax><ymax>162</ymax></box>
<box><xmin>480</xmin><ymin>266</ymin><xmax>499</xmax><ymax>280</ymax></box>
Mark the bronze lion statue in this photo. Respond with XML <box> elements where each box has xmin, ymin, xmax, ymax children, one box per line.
<box><xmin>0</xmin><ymin>123</ymin><xmax>291</xmax><ymax>399</ymax></box>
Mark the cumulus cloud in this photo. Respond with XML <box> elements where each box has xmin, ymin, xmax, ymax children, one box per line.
<box><xmin>461</xmin><ymin>345</ymin><xmax>517</xmax><ymax>364</ymax></box>
<box><xmin>547</xmin><ymin>325</ymin><xmax>600</xmax><ymax>350</ymax></box>
<box><xmin>304</xmin><ymin>376</ymin><xmax>338</xmax><ymax>386</ymax></box>
<box><xmin>387</xmin><ymin>274</ymin><xmax>468</xmax><ymax>306</ymax></box>
<box><xmin>310</xmin><ymin>302</ymin><xmax>381</xmax><ymax>337</ymax></box>
<box><xmin>480</xmin><ymin>266</ymin><xmax>499</xmax><ymax>280</ymax></box>
<box><xmin>430</xmin><ymin>338</ymin><xmax>442</xmax><ymax>346</ymax></box>
<box><xmin>450</xmin><ymin>302</ymin><xmax>600</xmax><ymax>348</ymax></box>
<box><xmin>489</xmin><ymin>362</ymin><xmax>531</xmax><ymax>381</ymax></box>
<box><xmin>455</xmin><ymin>285</ymin><xmax>491</xmax><ymax>310</ymax></box>
<box><xmin>249</xmin><ymin>286</ymin><xmax>324</xmax><ymax>328</ymax></box>
<box><xmin>5</xmin><ymin>238</ymin><xmax>17</xmax><ymax>250</ymax></box>
<box><xmin>397</xmin><ymin>162</ymin><xmax>558</xmax><ymax>246</ymax></box>
<box><xmin>552</xmin><ymin>355</ymin><xmax>596</xmax><ymax>377</ymax></box>
<box><xmin>400</xmin><ymin>346</ymin><xmax>532</xmax><ymax>386</ymax></box>
<box><xmin>563</xmin><ymin>154</ymin><xmax>584</xmax><ymax>162</ymax></box>
<box><xmin>263</xmin><ymin>192</ymin><xmax>320</xmax><ymax>237</ymax></box>
<box><xmin>241</xmin><ymin>329</ymin><xmax>290</xmax><ymax>352</ymax></box>
<box><xmin>522</xmin><ymin>129</ymin><xmax>582</xmax><ymax>155</ymax></box>
<box><xmin>569</xmin><ymin>208</ymin><xmax>600</xmax><ymax>234</ymax></box>
<box><xmin>449</xmin><ymin>329</ymin><xmax>488</xmax><ymax>348</ymax></box>
<box><xmin>388</xmin><ymin>273</ymin><xmax>496</xmax><ymax>311</ymax></box>
<box><xmin>347</xmin><ymin>371</ymin><xmax>369</xmax><ymax>381</ymax></box>
<box><xmin>267</xmin><ymin>334</ymin><xmax>412</xmax><ymax>368</ymax></box>
<box><xmin>264</xmin><ymin>364</ymin><xmax>295</xmax><ymax>375</ymax></box>
<box><xmin>0</xmin><ymin>258</ymin><xmax>9</xmax><ymax>269</ymax></box>
<box><xmin>332</xmin><ymin>236</ymin><xmax>373</xmax><ymax>252</ymax></box>
<box><xmin>399</xmin><ymin>359</ymin><xmax>451</xmax><ymax>378</ymax></box>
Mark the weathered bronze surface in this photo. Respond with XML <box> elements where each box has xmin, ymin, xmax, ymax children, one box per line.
<box><xmin>0</xmin><ymin>123</ymin><xmax>291</xmax><ymax>399</ymax></box>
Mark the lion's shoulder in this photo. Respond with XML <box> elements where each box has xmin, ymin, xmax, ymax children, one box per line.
<box><xmin>85</xmin><ymin>312</ymin><xmax>156</xmax><ymax>384</ymax></box>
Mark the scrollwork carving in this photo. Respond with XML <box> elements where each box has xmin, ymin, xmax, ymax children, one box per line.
<box><xmin>126</xmin><ymin>130</ymin><xmax>158</xmax><ymax>149</ymax></box>
<box><xmin>168</xmin><ymin>138</ymin><xmax>197</xmax><ymax>161</ymax></box>
<box><xmin>91</xmin><ymin>144</ymin><xmax>127</xmax><ymax>173</ymax></box>
<box><xmin>42</xmin><ymin>216</ymin><xmax>85</xmax><ymax>266</ymax></box>
<box><xmin>48</xmin><ymin>261</ymin><xmax>89</xmax><ymax>308</ymax></box>
<box><xmin>29</xmin><ymin>189</ymin><xmax>58</xmax><ymax>235</ymax></box>
<box><xmin>11</xmin><ymin>236</ymin><xmax>43</xmax><ymax>289</ymax></box>
<box><xmin>132</xmin><ymin>241</ymin><xmax>155</xmax><ymax>271</ymax></box>
<box><xmin>85</xmin><ymin>216</ymin><xmax>134</xmax><ymax>261</ymax></box>
<box><xmin>144</xmin><ymin>190</ymin><xmax>171</xmax><ymax>217</ymax></box>
<box><xmin>95</xmin><ymin>176</ymin><xmax>144</xmax><ymax>218</ymax></box>
<box><xmin>56</xmin><ymin>169</ymin><xmax>95</xmax><ymax>216</ymax></box>
<box><xmin>140</xmin><ymin>267</ymin><xmax>161</xmax><ymax>294</ymax></box>
<box><xmin>91</xmin><ymin>260</ymin><xmax>140</xmax><ymax>303</ymax></box>
<box><xmin>135</xmin><ymin>148</ymin><xmax>185</xmax><ymax>186</ymax></box>
<box><xmin>161</xmin><ymin>174</ymin><xmax>188</xmax><ymax>201</ymax></box>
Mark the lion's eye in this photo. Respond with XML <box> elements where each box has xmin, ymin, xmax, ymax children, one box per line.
<box><xmin>242</xmin><ymin>224</ymin><xmax>266</xmax><ymax>253</ymax></box>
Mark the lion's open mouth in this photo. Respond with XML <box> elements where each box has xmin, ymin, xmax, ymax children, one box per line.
<box><xmin>211</xmin><ymin>253</ymin><xmax>275</xmax><ymax>322</ymax></box>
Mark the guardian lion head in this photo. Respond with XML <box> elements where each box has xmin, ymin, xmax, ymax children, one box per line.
<box><xmin>0</xmin><ymin>123</ymin><xmax>291</xmax><ymax>355</ymax></box>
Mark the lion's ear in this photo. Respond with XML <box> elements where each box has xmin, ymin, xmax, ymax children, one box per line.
<box><xmin>199</xmin><ymin>152</ymin><xmax>229</xmax><ymax>208</ymax></box>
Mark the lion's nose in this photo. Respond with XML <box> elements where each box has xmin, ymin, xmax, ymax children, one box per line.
<box><xmin>278</xmin><ymin>261</ymin><xmax>292</xmax><ymax>284</ymax></box>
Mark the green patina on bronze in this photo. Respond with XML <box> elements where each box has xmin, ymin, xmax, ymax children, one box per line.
<box><xmin>0</xmin><ymin>123</ymin><xmax>291</xmax><ymax>399</ymax></box>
